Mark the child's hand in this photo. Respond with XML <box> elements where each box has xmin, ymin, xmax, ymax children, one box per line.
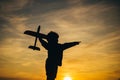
<box><xmin>75</xmin><ymin>41</ymin><xmax>81</xmax><ymax>45</ymax></box>
<box><xmin>36</xmin><ymin>33</ymin><xmax>40</xmax><ymax>38</ymax></box>
<box><xmin>79</xmin><ymin>41</ymin><xmax>81</xmax><ymax>44</ymax></box>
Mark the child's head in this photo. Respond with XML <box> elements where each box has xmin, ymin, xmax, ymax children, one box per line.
<box><xmin>47</xmin><ymin>31</ymin><xmax>59</xmax><ymax>43</ymax></box>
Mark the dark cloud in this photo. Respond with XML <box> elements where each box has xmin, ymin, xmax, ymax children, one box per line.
<box><xmin>0</xmin><ymin>22</ymin><xmax>20</xmax><ymax>43</ymax></box>
<box><xmin>12</xmin><ymin>0</ymin><xmax>70</xmax><ymax>16</ymax></box>
<box><xmin>92</xmin><ymin>8</ymin><xmax>119</xmax><ymax>34</ymax></box>
<box><xmin>0</xmin><ymin>0</ymin><xmax>68</xmax><ymax>16</ymax></box>
<box><xmin>81</xmin><ymin>0</ymin><xmax>120</xmax><ymax>6</ymax></box>
<box><xmin>0</xmin><ymin>0</ymin><xmax>119</xmax><ymax>19</ymax></box>
<box><xmin>0</xmin><ymin>0</ymin><xmax>119</xmax><ymax>16</ymax></box>
<box><xmin>102</xmin><ymin>0</ymin><xmax>120</xmax><ymax>5</ymax></box>
<box><xmin>0</xmin><ymin>0</ymin><xmax>29</xmax><ymax>42</ymax></box>
<box><xmin>0</xmin><ymin>16</ymin><xmax>12</xmax><ymax>42</ymax></box>
<box><xmin>0</xmin><ymin>16</ymin><xmax>10</xmax><ymax>26</ymax></box>
<box><xmin>33</xmin><ymin>0</ymin><xmax>65</xmax><ymax>3</ymax></box>
<box><xmin>0</xmin><ymin>0</ymin><xmax>119</xmax><ymax>46</ymax></box>
<box><xmin>81</xmin><ymin>0</ymin><xmax>102</xmax><ymax>5</ymax></box>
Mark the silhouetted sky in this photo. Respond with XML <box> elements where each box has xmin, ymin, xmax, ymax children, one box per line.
<box><xmin>0</xmin><ymin>0</ymin><xmax>120</xmax><ymax>80</ymax></box>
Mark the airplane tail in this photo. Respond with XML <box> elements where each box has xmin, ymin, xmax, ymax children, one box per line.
<box><xmin>28</xmin><ymin>45</ymin><xmax>40</xmax><ymax>51</ymax></box>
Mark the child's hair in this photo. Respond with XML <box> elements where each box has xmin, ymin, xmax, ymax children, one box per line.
<box><xmin>47</xmin><ymin>31</ymin><xmax>59</xmax><ymax>39</ymax></box>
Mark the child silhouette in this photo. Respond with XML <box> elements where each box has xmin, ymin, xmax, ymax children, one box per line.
<box><xmin>39</xmin><ymin>31</ymin><xmax>80</xmax><ymax>80</ymax></box>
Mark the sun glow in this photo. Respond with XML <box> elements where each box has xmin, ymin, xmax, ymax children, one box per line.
<box><xmin>64</xmin><ymin>76</ymin><xmax>72</xmax><ymax>80</ymax></box>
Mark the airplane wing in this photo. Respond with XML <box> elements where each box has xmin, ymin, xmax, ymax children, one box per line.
<box><xmin>24</xmin><ymin>30</ymin><xmax>47</xmax><ymax>38</ymax></box>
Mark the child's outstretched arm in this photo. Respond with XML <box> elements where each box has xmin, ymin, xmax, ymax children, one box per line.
<box><xmin>62</xmin><ymin>41</ymin><xmax>81</xmax><ymax>50</ymax></box>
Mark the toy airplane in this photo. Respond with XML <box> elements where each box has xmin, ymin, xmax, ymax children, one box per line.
<box><xmin>24</xmin><ymin>26</ymin><xmax>41</xmax><ymax>51</ymax></box>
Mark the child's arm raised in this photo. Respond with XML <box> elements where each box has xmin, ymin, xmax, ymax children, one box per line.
<box><xmin>39</xmin><ymin>37</ymin><xmax>48</xmax><ymax>50</ymax></box>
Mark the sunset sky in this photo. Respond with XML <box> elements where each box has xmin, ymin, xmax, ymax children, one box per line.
<box><xmin>0</xmin><ymin>0</ymin><xmax>120</xmax><ymax>80</ymax></box>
